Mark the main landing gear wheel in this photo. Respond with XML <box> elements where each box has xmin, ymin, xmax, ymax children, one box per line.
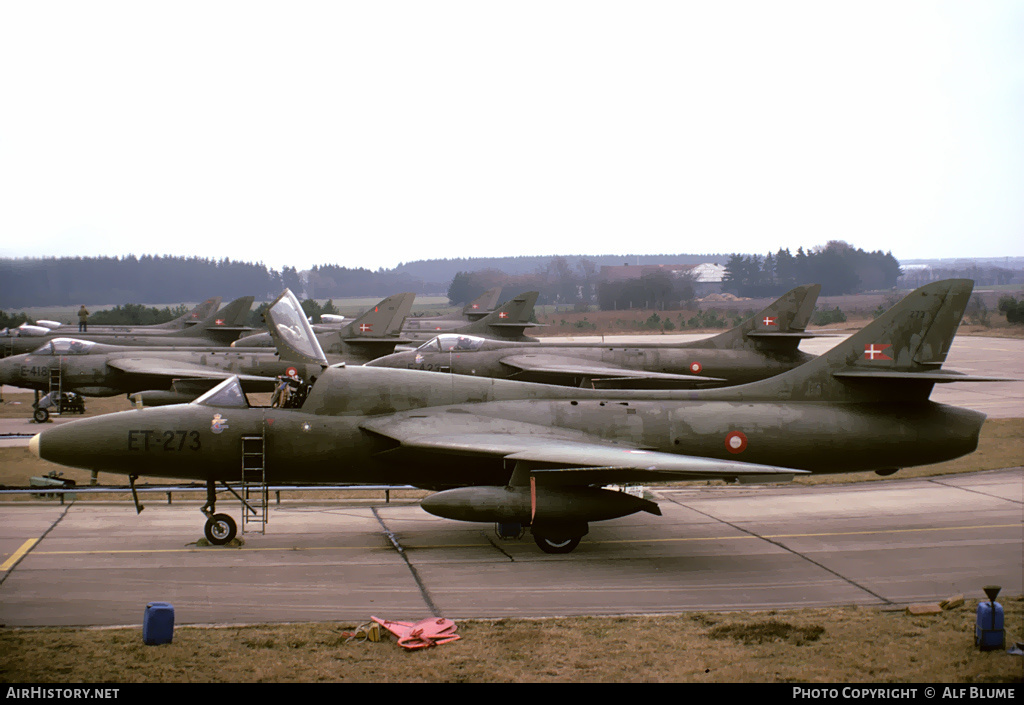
<box><xmin>204</xmin><ymin>513</ymin><xmax>237</xmax><ymax>545</ymax></box>
<box><xmin>533</xmin><ymin>533</ymin><xmax>582</xmax><ymax>554</ymax></box>
<box><xmin>33</xmin><ymin>408</ymin><xmax>49</xmax><ymax>423</ymax></box>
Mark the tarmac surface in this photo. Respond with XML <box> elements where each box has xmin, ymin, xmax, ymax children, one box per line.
<box><xmin>0</xmin><ymin>334</ymin><xmax>1022</xmax><ymax>627</ymax></box>
<box><xmin>0</xmin><ymin>468</ymin><xmax>1020</xmax><ymax>627</ymax></box>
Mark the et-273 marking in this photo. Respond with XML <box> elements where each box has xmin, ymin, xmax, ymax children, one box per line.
<box><xmin>128</xmin><ymin>430</ymin><xmax>201</xmax><ymax>451</ymax></box>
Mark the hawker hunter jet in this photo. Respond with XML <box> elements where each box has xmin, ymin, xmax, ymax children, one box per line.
<box><xmin>31</xmin><ymin>280</ymin><xmax>1007</xmax><ymax>553</ymax></box>
<box><xmin>0</xmin><ymin>296</ymin><xmax>254</xmax><ymax>358</ymax></box>
<box><xmin>0</xmin><ymin>292</ymin><xmax>415</xmax><ymax>410</ymax></box>
<box><xmin>231</xmin><ymin>292</ymin><xmax>414</xmax><ymax>357</ymax></box>
<box><xmin>400</xmin><ymin>287</ymin><xmax>502</xmax><ymax>337</ymax></box>
<box><xmin>367</xmin><ymin>284</ymin><xmax>825</xmax><ymax>388</ymax></box>
<box><xmin>20</xmin><ymin>298</ymin><xmax>223</xmax><ymax>336</ymax></box>
<box><xmin>399</xmin><ymin>291</ymin><xmax>542</xmax><ymax>344</ymax></box>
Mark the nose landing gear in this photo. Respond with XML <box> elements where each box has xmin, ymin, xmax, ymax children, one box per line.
<box><xmin>201</xmin><ymin>479</ymin><xmax>238</xmax><ymax>545</ymax></box>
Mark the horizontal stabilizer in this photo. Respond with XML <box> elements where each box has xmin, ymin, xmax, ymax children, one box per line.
<box><xmin>746</xmin><ymin>331</ymin><xmax>842</xmax><ymax>339</ymax></box>
<box><xmin>833</xmin><ymin>369</ymin><xmax>1016</xmax><ymax>383</ymax></box>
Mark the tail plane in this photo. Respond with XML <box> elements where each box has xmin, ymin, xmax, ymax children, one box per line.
<box><xmin>715</xmin><ymin>279</ymin><xmax>1007</xmax><ymax>404</ymax></box>
<box><xmin>462</xmin><ymin>287</ymin><xmax>502</xmax><ymax>321</ymax></box>
<box><xmin>169</xmin><ymin>296</ymin><xmax>254</xmax><ymax>341</ymax></box>
<box><xmin>339</xmin><ymin>293</ymin><xmax>415</xmax><ymax>341</ymax></box>
<box><xmin>463</xmin><ymin>291</ymin><xmax>541</xmax><ymax>341</ymax></box>
<box><xmin>693</xmin><ymin>284</ymin><xmax>824</xmax><ymax>352</ymax></box>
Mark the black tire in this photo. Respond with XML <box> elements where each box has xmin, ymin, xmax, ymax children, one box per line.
<box><xmin>204</xmin><ymin>514</ymin><xmax>237</xmax><ymax>545</ymax></box>
<box><xmin>33</xmin><ymin>408</ymin><xmax>49</xmax><ymax>423</ymax></box>
<box><xmin>533</xmin><ymin>533</ymin><xmax>582</xmax><ymax>554</ymax></box>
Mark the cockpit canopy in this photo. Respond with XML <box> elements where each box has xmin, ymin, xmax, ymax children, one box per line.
<box><xmin>32</xmin><ymin>338</ymin><xmax>98</xmax><ymax>355</ymax></box>
<box><xmin>416</xmin><ymin>334</ymin><xmax>486</xmax><ymax>353</ymax></box>
<box><xmin>192</xmin><ymin>376</ymin><xmax>249</xmax><ymax>408</ymax></box>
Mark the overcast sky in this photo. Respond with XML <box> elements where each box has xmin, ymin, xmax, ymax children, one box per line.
<box><xmin>1</xmin><ymin>1</ymin><xmax>1021</xmax><ymax>273</ymax></box>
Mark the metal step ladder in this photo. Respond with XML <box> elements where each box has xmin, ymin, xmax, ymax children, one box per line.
<box><xmin>240</xmin><ymin>434</ymin><xmax>268</xmax><ymax>535</ymax></box>
<box><xmin>48</xmin><ymin>367</ymin><xmax>63</xmax><ymax>415</ymax></box>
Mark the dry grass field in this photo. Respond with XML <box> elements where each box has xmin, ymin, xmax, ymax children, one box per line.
<box><xmin>1</xmin><ymin>601</ymin><xmax>1021</xmax><ymax>683</ymax></box>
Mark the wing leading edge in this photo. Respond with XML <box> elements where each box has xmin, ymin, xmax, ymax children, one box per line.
<box><xmin>359</xmin><ymin>412</ymin><xmax>805</xmax><ymax>484</ymax></box>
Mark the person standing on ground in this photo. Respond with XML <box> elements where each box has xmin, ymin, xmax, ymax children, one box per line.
<box><xmin>78</xmin><ymin>305</ymin><xmax>89</xmax><ymax>332</ymax></box>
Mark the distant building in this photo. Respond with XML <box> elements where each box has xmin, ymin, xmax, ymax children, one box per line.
<box><xmin>599</xmin><ymin>263</ymin><xmax>698</xmax><ymax>282</ymax></box>
<box><xmin>598</xmin><ymin>263</ymin><xmax>724</xmax><ymax>296</ymax></box>
<box><xmin>689</xmin><ymin>263</ymin><xmax>726</xmax><ymax>296</ymax></box>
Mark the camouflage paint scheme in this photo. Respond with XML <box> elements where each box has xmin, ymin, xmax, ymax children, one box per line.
<box><xmin>399</xmin><ymin>291</ymin><xmax>542</xmax><ymax>343</ymax></box>
<box><xmin>0</xmin><ymin>296</ymin><xmax>254</xmax><ymax>358</ymax></box>
<box><xmin>229</xmin><ymin>292</ymin><xmax>414</xmax><ymax>355</ymax></box>
<box><xmin>368</xmin><ymin>285</ymin><xmax>823</xmax><ymax>388</ymax></box>
<box><xmin>0</xmin><ymin>292</ymin><xmax>414</xmax><ymax>401</ymax></box>
<box><xmin>31</xmin><ymin>280</ymin><xmax>993</xmax><ymax>552</ymax></box>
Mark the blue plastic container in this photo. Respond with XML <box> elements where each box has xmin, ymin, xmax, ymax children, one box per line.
<box><xmin>975</xmin><ymin>600</ymin><xmax>1004</xmax><ymax>651</ymax></box>
<box><xmin>143</xmin><ymin>602</ymin><xmax>175</xmax><ymax>645</ymax></box>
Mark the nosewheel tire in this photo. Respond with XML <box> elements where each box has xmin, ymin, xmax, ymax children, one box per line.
<box><xmin>204</xmin><ymin>514</ymin><xmax>237</xmax><ymax>545</ymax></box>
<box><xmin>533</xmin><ymin>533</ymin><xmax>582</xmax><ymax>554</ymax></box>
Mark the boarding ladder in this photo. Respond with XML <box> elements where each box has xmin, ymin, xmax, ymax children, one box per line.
<box><xmin>48</xmin><ymin>366</ymin><xmax>63</xmax><ymax>411</ymax></box>
<box><xmin>240</xmin><ymin>434</ymin><xmax>268</xmax><ymax>535</ymax></box>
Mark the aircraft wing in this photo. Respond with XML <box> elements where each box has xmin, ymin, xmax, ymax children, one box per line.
<box><xmin>360</xmin><ymin>412</ymin><xmax>803</xmax><ymax>483</ymax></box>
<box><xmin>497</xmin><ymin>353</ymin><xmax>725</xmax><ymax>385</ymax></box>
<box><xmin>106</xmin><ymin>357</ymin><xmax>276</xmax><ymax>385</ymax></box>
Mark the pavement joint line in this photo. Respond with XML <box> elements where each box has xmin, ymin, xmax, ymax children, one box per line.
<box><xmin>663</xmin><ymin>495</ymin><xmax>896</xmax><ymax>605</ymax></box>
<box><xmin>0</xmin><ymin>501</ymin><xmax>74</xmax><ymax>584</ymax></box>
<box><xmin>372</xmin><ymin>506</ymin><xmax>442</xmax><ymax>618</ymax></box>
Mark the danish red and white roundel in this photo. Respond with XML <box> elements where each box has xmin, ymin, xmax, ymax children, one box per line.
<box><xmin>286</xmin><ymin>366</ymin><xmax>298</xmax><ymax>378</ymax></box>
<box><xmin>689</xmin><ymin>361</ymin><xmax>703</xmax><ymax>374</ymax></box>
<box><xmin>724</xmin><ymin>431</ymin><xmax>747</xmax><ymax>454</ymax></box>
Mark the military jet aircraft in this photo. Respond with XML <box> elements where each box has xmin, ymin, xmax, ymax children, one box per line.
<box><xmin>401</xmin><ymin>287</ymin><xmax>502</xmax><ymax>337</ymax></box>
<box><xmin>230</xmin><ymin>292</ymin><xmax>414</xmax><ymax>355</ymax></box>
<box><xmin>367</xmin><ymin>284</ymin><xmax>825</xmax><ymax>388</ymax></box>
<box><xmin>0</xmin><ymin>291</ymin><xmax>416</xmax><ymax>413</ymax></box>
<box><xmin>0</xmin><ymin>296</ymin><xmax>254</xmax><ymax>358</ymax></box>
<box><xmin>31</xmin><ymin>280</ymin><xmax>1004</xmax><ymax>553</ymax></box>
<box><xmin>17</xmin><ymin>298</ymin><xmax>224</xmax><ymax>336</ymax></box>
<box><xmin>399</xmin><ymin>291</ymin><xmax>542</xmax><ymax>345</ymax></box>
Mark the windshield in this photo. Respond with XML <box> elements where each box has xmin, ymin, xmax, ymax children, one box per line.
<box><xmin>417</xmin><ymin>334</ymin><xmax>485</xmax><ymax>353</ymax></box>
<box><xmin>192</xmin><ymin>376</ymin><xmax>250</xmax><ymax>408</ymax></box>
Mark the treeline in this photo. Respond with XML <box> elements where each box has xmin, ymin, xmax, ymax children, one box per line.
<box><xmin>396</xmin><ymin>253</ymin><xmax>724</xmax><ymax>283</ymax></box>
<box><xmin>0</xmin><ymin>256</ymin><xmax>284</xmax><ymax>308</ymax></box>
<box><xmin>304</xmin><ymin>265</ymin><xmax>444</xmax><ymax>299</ymax></box>
<box><xmin>723</xmin><ymin>242</ymin><xmax>902</xmax><ymax>297</ymax></box>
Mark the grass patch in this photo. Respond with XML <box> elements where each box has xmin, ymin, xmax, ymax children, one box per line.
<box><xmin>0</xmin><ymin>601</ymin><xmax>1020</xmax><ymax>682</ymax></box>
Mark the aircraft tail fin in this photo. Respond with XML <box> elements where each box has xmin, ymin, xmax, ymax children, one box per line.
<box><xmin>339</xmin><ymin>293</ymin><xmax>415</xmax><ymax>340</ymax></box>
<box><xmin>265</xmin><ymin>289</ymin><xmax>329</xmax><ymax>367</ymax></box>
<box><xmin>168</xmin><ymin>296</ymin><xmax>254</xmax><ymax>341</ymax></box>
<box><xmin>692</xmin><ymin>284</ymin><xmax>822</xmax><ymax>352</ymax></box>
<box><xmin>713</xmin><ymin>279</ymin><xmax>979</xmax><ymax>404</ymax></box>
<box><xmin>463</xmin><ymin>291</ymin><xmax>541</xmax><ymax>341</ymax></box>
<box><xmin>462</xmin><ymin>287</ymin><xmax>502</xmax><ymax>321</ymax></box>
<box><xmin>155</xmin><ymin>297</ymin><xmax>222</xmax><ymax>330</ymax></box>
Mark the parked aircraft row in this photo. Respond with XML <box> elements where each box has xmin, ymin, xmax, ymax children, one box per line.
<box><xmin>28</xmin><ymin>279</ymin><xmax>1013</xmax><ymax>554</ymax></box>
<box><xmin>1</xmin><ymin>284</ymin><xmax>829</xmax><ymax>413</ymax></box>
